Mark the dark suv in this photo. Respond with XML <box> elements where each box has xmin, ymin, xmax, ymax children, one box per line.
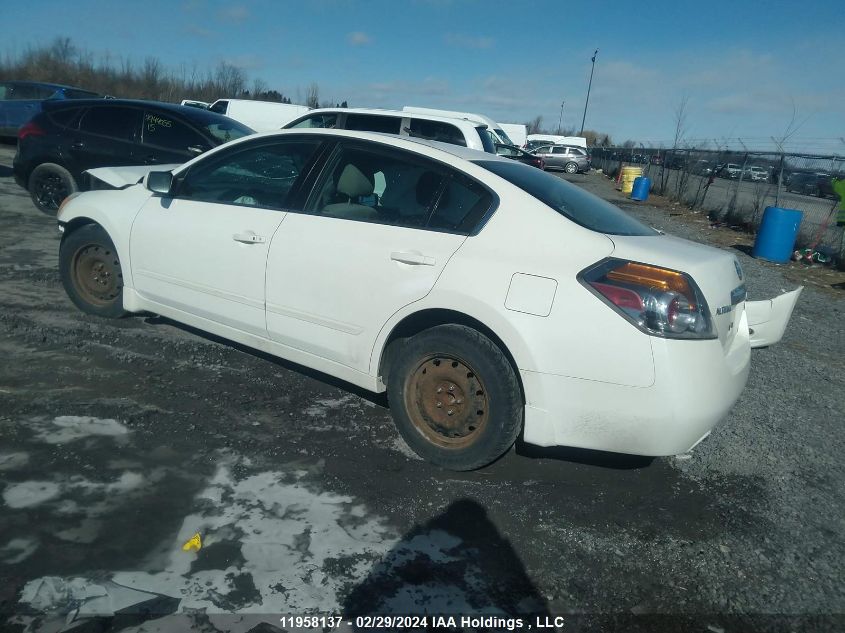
<box><xmin>13</xmin><ymin>99</ymin><xmax>253</xmax><ymax>213</ymax></box>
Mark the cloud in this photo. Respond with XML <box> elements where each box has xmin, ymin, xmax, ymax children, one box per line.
<box><xmin>218</xmin><ymin>5</ymin><xmax>250</xmax><ymax>23</ymax></box>
<box><xmin>444</xmin><ymin>33</ymin><xmax>494</xmax><ymax>49</ymax></box>
<box><xmin>185</xmin><ymin>24</ymin><xmax>214</xmax><ymax>38</ymax></box>
<box><xmin>347</xmin><ymin>31</ymin><xmax>372</xmax><ymax>46</ymax></box>
<box><xmin>222</xmin><ymin>54</ymin><xmax>265</xmax><ymax>71</ymax></box>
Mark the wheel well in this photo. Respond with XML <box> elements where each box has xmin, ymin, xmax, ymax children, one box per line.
<box><xmin>62</xmin><ymin>217</ymin><xmax>98</xmax><ymax>237</ymax></box>
<box><xmin>379</xmin><ymin>308</ymin><xmax>525</xmax><ymax>402</ymax></box>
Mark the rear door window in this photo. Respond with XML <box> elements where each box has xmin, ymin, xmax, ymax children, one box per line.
<box><xmin>142</xmin><ymin>111</ymin><xmax>207</xmax><ymax>152</ymax></box>
<box><xmin>345</xmin><ymin>114</ymin><xmax>401</xmax><ymax>134</ymax></box>
<box><xmin>407</xmin><ymin>119</ymin><xmax>466</xmax><ymax>147</ymax></box>
<box><xmin>78</xmin><ymin>106</ymin><xmax>141</xmax><ymax>140</ymax></box>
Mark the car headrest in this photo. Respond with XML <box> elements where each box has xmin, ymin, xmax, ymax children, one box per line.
<box><xmin>336</xmin><ymin>164</ymin><xmax>373</xmax><ymax>198</ymax></box>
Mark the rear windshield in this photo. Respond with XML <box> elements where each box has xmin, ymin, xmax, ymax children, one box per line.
<box><xmin>182</xmin><ymin>109</ymin><xmax>254</xmax><ymax>143</ymax></box>
<box><xmin>475</xmin><ymin>159</ymin><xmax>656</xmax><ymax>236</ymax></box>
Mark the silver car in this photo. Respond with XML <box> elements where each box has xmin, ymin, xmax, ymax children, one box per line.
<box><xmin>530</xmin><ymin>144</ymin><xmax>591</xmax><ymax>173</ymax></box>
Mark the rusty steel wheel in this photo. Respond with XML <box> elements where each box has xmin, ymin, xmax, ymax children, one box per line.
<box><xmin>404</xmin><ymin>354</ymin><xmax>489</xmax><ymax>449</ymax></box>
<box><xmin>59</xmin><ymin>224</ymin><xmax>127</xmax><ymax>319</ymax></box>
<box><xmin>388</xmin><ymin>324</ymin><xmax>523</xmax><ymax>471</ymax></box>
<box><xmin>72</xmin><ymin>243</ymin><xmax>122</xmax><ymax>306</ymax></box>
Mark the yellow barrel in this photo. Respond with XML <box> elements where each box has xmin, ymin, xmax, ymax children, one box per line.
<box><xmin>619</xmin><ymin>166</ymin><xmax>643</xmax><ymax>194</ymax></box>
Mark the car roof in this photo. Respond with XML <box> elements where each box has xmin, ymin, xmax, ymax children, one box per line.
<box><xmin>299</xmin><ymin>107</ymin><xmax>489</xmax><ymax>129</ymax></box>
<box><xmin>2</xmin><ymin>80</ymin><xmax>87</xmax><ymax>90</ymax></box>
<box><xmin>224</xmin><ymin>127</ymin><xmax>512</xmax><ymax>165</ymax></box>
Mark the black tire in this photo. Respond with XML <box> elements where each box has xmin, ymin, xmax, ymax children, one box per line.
<box><xmin>387</xmin><ymin>324</ymin><xmax>522</xmax><ymax>470</ymax></box>
<box><xmin>564</xmin><ymin>162</ymin><xmax>578</xmax><ymax>174</ymax></box>
<box><xmin>59</xmin><ymin>224</ymin><xmax>127</xmax><ymax>319</ymax></box>
<box><xmin>28</xmin><ymin>163</ymin><xmax>78</xmax><ymax>215</ymax></box>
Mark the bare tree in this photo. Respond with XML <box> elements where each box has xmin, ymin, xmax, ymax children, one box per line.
<box><xmin>524</xmin><ymin>115</ymin><xmax>542</xmax><ymax>134</ymax></box>
<box><xmin>306</xmin><ymin>83</ymin><xmax>320</xmax><ymax>109</ymax></box>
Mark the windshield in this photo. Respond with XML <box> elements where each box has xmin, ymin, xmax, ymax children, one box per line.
<box><xmin>476</xmin><ymin>159</ymin><xmax>656</xmax><ymax>236</ymax></box>
<box><xmin>493</xmin><ymin>128</ymin><xmax>513</xmax><ymax>145</ymax></box>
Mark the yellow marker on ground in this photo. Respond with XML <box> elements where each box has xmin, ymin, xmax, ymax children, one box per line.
<box><xmin>182</xmin><ymin>533</ymin><xmax>202</xmax><ymax>552</ymax></box>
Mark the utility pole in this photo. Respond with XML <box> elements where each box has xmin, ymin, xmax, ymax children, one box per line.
<box><xmin>579</xmin><ymin>49</ymin><xmax>598</xmax><ymax>135</ymax></box>
<box><xmin>557</xmin><ymin>101</ymin><xmax>565</xmax><ymax>134</ymax></box>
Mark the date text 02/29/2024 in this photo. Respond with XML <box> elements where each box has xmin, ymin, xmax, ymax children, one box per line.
<box><xmin>278</xmin><ymin>615</ymin><xmax>568</xmax><ymax>630</ymax></box>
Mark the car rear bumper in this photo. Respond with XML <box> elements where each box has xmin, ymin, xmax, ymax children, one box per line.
<box><xmin>520</xmin><ymin>310</ymin><xmax>751</xmax><ymax>456</ymax></box>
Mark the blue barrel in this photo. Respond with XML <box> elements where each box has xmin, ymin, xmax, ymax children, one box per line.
<box><xmin>752</xmin><ymin>207</ymin><xmax>803</xmax><ymax>263</ymax></box>
<box><xmin>630</xmin><ymin>176</ymin><xmax>651</xmax><ymax>201</ymax></box>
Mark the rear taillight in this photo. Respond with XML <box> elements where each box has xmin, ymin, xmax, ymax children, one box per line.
<box><xmin>580</xmin><ymin>259</ymin><xmax>714</xmax><ymax>339</ymax></box>
<box><xmin>18</xmin><ymin>121</ymin><xmax>46</xmax><ymax>141</ymax></box>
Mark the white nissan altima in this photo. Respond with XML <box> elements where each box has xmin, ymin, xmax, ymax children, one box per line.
<box><xmin>56</xmin><ymin>128</ymin><xmax>801</xmax><ymax>470</ymax></box>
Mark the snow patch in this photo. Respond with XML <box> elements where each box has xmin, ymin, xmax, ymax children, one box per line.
<box><xmin>3</xmin><ymin>481</ymin><xmax>61</xmax><ymax>508</ymax></box>
<box><xmin>0</xmin><ymin>452</ymin><xmax>30</xmax><ymax>470</ymax></box>
<box><xmin>36</xmin><ymin>416</ymin><xmax>129</xmax><ymax>444</ymax></box>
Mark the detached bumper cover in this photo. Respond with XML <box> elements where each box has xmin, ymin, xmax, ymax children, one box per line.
<box><xmin>746</xmin><ymin>287</ymin><xmax>803</xmax><ymax>348</ymax></box>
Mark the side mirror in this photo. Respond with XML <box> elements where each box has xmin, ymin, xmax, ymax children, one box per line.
<box><xmin>145</xmin><ymin>170</ymin><xmax>173</xmax><ymax>195</ymax></box>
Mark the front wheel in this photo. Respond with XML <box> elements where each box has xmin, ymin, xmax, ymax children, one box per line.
<box><xmin>28</xmin><ymin>163</ymin><xmax>78</xmax><ymax>215</ymax></box>
<box><xmin>564</xmin><ymin>162</ymin><xmax>578</xmax><ymax>174</ymax></box>
<box><xmin>387</xmin><ymin>325</ymin><xmax>523</xmax><ymax>470</ymax></box>
<box><xmin>59</xmin><ymin>224</ymin><xmax>127</xmax><ymax>319</ymax></box>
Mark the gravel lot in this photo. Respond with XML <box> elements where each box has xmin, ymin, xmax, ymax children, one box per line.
<box><xmin>0</xmin><ymin>141</ymin><xmax>843</xmax><ymax>633</ymax></box>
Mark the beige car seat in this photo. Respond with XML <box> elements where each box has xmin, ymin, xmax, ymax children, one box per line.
<box><xmin>322</xmin><ymin>163</ymin><xmax>379</xmax><ymax>221</ymax></box>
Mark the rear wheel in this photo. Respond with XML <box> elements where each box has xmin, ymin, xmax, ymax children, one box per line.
<box><xmin>59</xmin><ymin>224</ymin><xmax>127</xmax><ymax>319</ymax></box>
<box><xmin>564</xmin><ymin>162</ymin><xmax>578</xmax><ymax>174</ymax></box>
<box><xmin>28</xmin><ymin>163</ymin><xmax>78</xmax><ymax>215</ymax></box>
<box><xmin>387</xmin><ymin>325</ymin><xmax>522</xmax><ymax>470</ymax></box>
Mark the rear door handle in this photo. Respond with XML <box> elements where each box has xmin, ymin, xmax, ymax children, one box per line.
<box><xmin>233</xmin><ymin>232</ymin><xmax>266</xmax><ymax>244</ymax></box>
<box><xmin>390</xmin><ymin>251</ymin><xmax>435</xmax><ymax>266</ymax></box>
<box><xmin>71</xmin><ymin>141</ymin><xmax>84</xmax><ymax>149</ymax></box>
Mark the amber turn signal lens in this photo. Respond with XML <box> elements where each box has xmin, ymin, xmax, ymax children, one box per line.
<box><xmin>607</xmin><ymin>262</ymin><xmax>696</xmax><ymax>307</ymax></box>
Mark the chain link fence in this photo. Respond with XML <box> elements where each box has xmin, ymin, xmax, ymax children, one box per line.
<box><xmin>591</xmin><ymin>147</ymin><xmax>845</xmax><ymax>263</ymax></box>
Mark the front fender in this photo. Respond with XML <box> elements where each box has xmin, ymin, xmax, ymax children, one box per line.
<box><xmin>58</xmin><ymin>186</ymin><xmax>152</xmax><ymax>292</ymax></box>
<box><xmin>746</xmin><ymin>287</ymin><xmax>803</xmax><ymax>348</ymax></box>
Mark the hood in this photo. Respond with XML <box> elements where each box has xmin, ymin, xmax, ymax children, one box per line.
<box><xmin>85</xmin><ymin>164</ymin><xmax>181</xmax><ymax>189</ymax></box>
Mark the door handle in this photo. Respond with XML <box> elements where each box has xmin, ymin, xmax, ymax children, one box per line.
<box><xmin>233</xmin><ymin>232</ymin><xmax>266</xmax><ymax>244</ymax></box>
<box><xmin>143</xmin><ymin>155</ymin><xmax>159</xmax><ymax>164</ymax></box>
<box><xmin>390</xmin><ymin>251</ymin><xmax>435</xmax><ymax>266</ymax></box>
<box><xmin>71</xmin><ymin>141</ymin><xmax>84</xmax><ymax>149</ymax></box>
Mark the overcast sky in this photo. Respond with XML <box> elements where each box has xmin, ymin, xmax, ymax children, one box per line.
<box><xmin>6</xmin><ymin>0</ymin><xmax>844</xmax><ymax>152</ymax></box>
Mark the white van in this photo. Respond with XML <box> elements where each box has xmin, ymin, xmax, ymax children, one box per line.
<box><xmin>401</xmin><ymin>106</ymin><xmax>513</xmax><ymax>146</ymax></box>
<box><xmin>283</xmin><ymin>107</ymin><xmax>497</xmax><ymax>153</ymax></box>
<box><xmin>208</xmin><ymin>99</ymin><xmax>310</xmax><ymax>132</ymax></box>
<box><xmin>499</xmin><ymin>123</ymin><xmax>527</xmax><ymax>148</ymax></box>
<box><xmin>526</xmin><ymin>134</ymin><xmax>588</xmax><ymax>149</ymax></box>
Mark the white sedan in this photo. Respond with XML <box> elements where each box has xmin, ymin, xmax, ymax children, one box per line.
<box><xmin>56</xmin><ymin>129</ymin><xmax>801</xmax><ymax>470</ymax></box>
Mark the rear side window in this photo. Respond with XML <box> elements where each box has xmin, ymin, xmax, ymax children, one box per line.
<box><xmin>287</xmin><ymin>113</ymin><xmax>338</xmax><ymax>129</ymax></box>
<box><xmin>47</xmin><ymin>107</ymin><xmax>84</xmax><ymax>128</ymax></box>
<box><xmin>428</xmin><ymin>175</ymin><xmax>493</xmax><ymax>232</ymax></box>
<box><xmin>0</xmin><ymin>83</ymin><xmax>10</xmax><ymax>100</ymax></box>
<box><xmin>78</xmin><ymin>106</ymin><xmax>141</xmax><ymax>140</ymax></box>
<box><xmin>142</xmin><ymin>112</ymin><xmax>206</xmax><ymax>152</ymax></box>
<box><xmin>63</xmin><ymin>89</ymin><xmax>100</xmax><ymax>99</ymax></box>
<box><xmin>345</xmin><ymin>114</ymin><xmax>401</xmax><ymax>134</ymax></box>
<box><xmin>476</xmin><ymin>159</ymin><xmax>655</xmax><ymax>236</ymax></box>
<box><xmin>407</xmin><ymin>118</ymin><xmax>466</xmax><ymax>147</ymax></box>
<box><xmin>10</xmin><ymin>84</ymin><xmax>56</xmax><ymax>100</ymax></box>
